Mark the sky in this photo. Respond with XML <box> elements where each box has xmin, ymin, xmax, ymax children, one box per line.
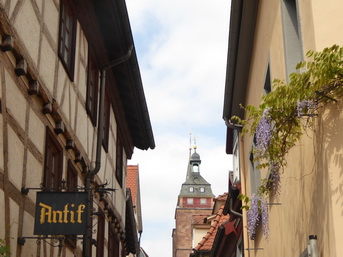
<box><xmin>125</xmin><ymin>0</ymin><xmax>232</xmax><ymax>256</ymax></box>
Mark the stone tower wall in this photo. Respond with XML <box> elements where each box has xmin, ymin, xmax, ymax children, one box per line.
<box><xmin>173</xmin><ymin>208</ymin><xmax>212</xmax><ymax>257</ymax></box>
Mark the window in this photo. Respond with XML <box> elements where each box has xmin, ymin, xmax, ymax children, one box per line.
<box><xmin>187</xmin><ymin>198</ymin><xmax>193</xmax><ymax>205</ymax></box>
<box><xmin>102</xmin><ymin>91</ymin><xmax>110</xmax><ymax>152</ymax></box>
<box><xmin>86</xmin><ymin>52</ymin><xmax>99</xmax><ymax>126</ymax></box>
<box><xmin>58</xmin><ymin>0</ymin><xmax>77</xmax><ymax>80</ymax></box>
<box><xmin>192</xmin><ymin>164</ymin><xmax>199</xmax><ymax>173</ymax></box>
<box><xmin>200</xmin><ymin>198</ymin><xmax>207</xmax><ymax>205</ymax></box>
<box><xmin>115</xmin><ymin>134</ymin><xmax>123</xmax><ymax>187</ymax></box>
<box><xmin>232</xmin><ymin>130</ymin><xmax>240</xmax><ymax>184</ymax></box>
<box><xmin>189</xmin><ymin>187</ymin><xmax>194</xmax><ymax>193</ymax></box>
<box><xmin>250</xmin><ymin>136</ymin><xmax>261</xmax><ymax>194</ymax></box>
<box><xmin>264</xmin><ymin>64</ymin><xmax>271</xmax><ymax>94</ymax></box>
<box><xmin>67</xmin><ymin>160</ymin><xmax>78</xmax><ymax>191</ymax></box>
<box><xmin>96</xmin><ymin>211</ymin><xmax>105</xmax><ymax>257</ymax></box>
<box><xmin>281</xmin><ymin>0</ymin><xmax>303</xmax><ymax>81</ymax></box>
<box><xmin>199</xmin><ymin>187</ymin><xmax>205</xmax><ymax>193</ymax></box>
<box><xmin>43</xmin><ymin>128</ymin><xmax>63</xmax><ymax>190</ymax></box>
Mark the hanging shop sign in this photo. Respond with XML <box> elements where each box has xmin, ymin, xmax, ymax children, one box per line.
<box><xmin>34</xmin><ymin>191</ymin><xmax>88</xmax><ymax>235</ymax></box>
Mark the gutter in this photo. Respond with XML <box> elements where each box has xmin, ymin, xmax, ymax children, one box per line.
<box><xmin>222</xmin><ymin>0</ymin><xmax>259</xmax><ymax>121</ymax></box>
<box><xmin>83</xmin><ymin>46</ymin><xmax>133</xmax><ymax>257</ymax></box>
<box><xmin>113</xmin><ymin>0</ymin><xmax>155</xmax><ymax>150</ymax></box>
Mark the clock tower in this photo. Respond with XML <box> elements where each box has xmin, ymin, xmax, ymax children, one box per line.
<box><xmin>172</xmin><ymin>145</ymin><xmax>215</xmax><ymax>257</ymax></box>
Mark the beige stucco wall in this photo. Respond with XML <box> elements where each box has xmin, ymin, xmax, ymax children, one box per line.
<box><xmin>0</xmin><ymin>0</ymin><xmax>128</xmax><ymax>256</ymax></box>
<box><xmin>192</xmin><ymin>227</ymin><xmax>210</xmax><ymax>248</ymax></box>
<box><xmin>240</xmin><ymin>0</ymin><xmax>343</xmax><ymax>256</ymax></box>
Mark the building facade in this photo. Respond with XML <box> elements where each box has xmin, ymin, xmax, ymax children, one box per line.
<box><xmin>172</xmin><ymin>147</ymin><xmax>214</xmax><ymax>257</ymax></box>
<box><xmin>223</xmin><ymin>0</ymin><xmax>343</xmax><ymax>256</ymax></box>
<box><xmin>0</xmin><ymin>0</ymin><xmax>154</xmax><ymax>256</ymax></box>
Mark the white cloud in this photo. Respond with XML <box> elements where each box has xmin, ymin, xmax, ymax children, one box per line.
<box><xmin>126</xmin><ymin>0</ymin><xmax>231</xmax><ymax>256</ymax></box>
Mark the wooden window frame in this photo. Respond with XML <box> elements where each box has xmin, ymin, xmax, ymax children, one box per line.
<box><xmin>58</xmin><ymin>0</ymin><xmax>77</xmax><ymax>81</ymax></box>
<box><xmin>67</xmin><ymin>160</ymin><xmax>78</xmax><ymax>191</ymax></box>
<box><xmin>86</xmin><ymin>52</ymin><xmax>99</xmax><ymax>126</ymax></box>
<box><xmin>43</xmin><ymin>128</ymin><xmax>63</xmax><ymax>191</ymax></box>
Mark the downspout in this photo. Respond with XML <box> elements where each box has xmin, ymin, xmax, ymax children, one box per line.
<box><xmin>239</xmin><ymin>135</ymin><xmax>250</xmax><ymax>257</ymax></box>
<box><xmin>83</xmin><ymin>45</ymin><xmax>133</xmax><ymax>257</ymax></box>
<box><xmin>229</xmin><ymin>197</ymin><xmax>243</xmax><ymax>217</ymax></box>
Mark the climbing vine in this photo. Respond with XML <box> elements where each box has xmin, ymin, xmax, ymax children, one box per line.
<box><xmin>0</xmin><ymin>238</ymin><xmax>10</xmax><ymax>257</ymax></box>
<box><xmin>234</xmin><ymin>44</ymin><xmax>343</xmax><ymax>239</ymax></box>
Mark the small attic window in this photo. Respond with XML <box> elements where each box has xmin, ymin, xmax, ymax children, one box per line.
<box><xmin>200</xmin><ymin>187</ymin><xmax>205</xmax><ymax>193</ymax></box>
<box><xmin>189</xmin><ymin>187</ymin><xmax>194</xmax><ymax>193</ymax></box>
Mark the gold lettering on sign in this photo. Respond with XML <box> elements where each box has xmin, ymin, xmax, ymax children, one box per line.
<box><xmin>40</xmin><ymin>203</ymin><xmax>52</xmax><ymax>224</ymax></box>
<box><xmin>77</xmin><ymin>204</ymin><xmax>85</xmax><ymax>223</ymax></box>
<box><xmin>39</xmin><ymin>203</ymin><xmax>86</xmax><ymax>224</ymax></box>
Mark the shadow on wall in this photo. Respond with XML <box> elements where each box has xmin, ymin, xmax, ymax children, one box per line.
<box><xmin>312</xmin><ymin>101</ymin><xmax>343</xmax><ymax>257</ymax></box>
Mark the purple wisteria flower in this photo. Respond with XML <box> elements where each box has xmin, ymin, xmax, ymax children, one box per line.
<box><xmin>297</xmin><ymin>99</ymin><xmax>318</xmax><ymax>117</ymax></box>
<box><xmin>256</xmin><ymin>108</ymin><xmax>272</xmax><ymax>157</ymax></box>
<box><xmin>247</xmin><ymin>194</ymin><xmax>260</xmax><ymax>239</ymax></box>
<box><xmin>247</xmin><ymin>194</ymin><xmax>270</xmax><ymax>240</ymax></box>
<box><xmin>261</xmin><ymin>198</ymin><xmax>269</xmax><ymax>240</ymax></box>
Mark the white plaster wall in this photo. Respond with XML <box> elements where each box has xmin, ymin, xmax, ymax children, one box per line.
<box><xmin>28</xmin><ymin>108</ymin><xmax>45</xmax><ymax>155</ymax></box>
<box><xmin>13</xmin><ymin>0</ymin><xmax>40</xmax><ymax>66</ymax></box>
<box><xmin>7</xmin><ymin>126</ymin><xmax>24</xmax><ymax>191</ymax></box>
<box><xmin>35</xmin><ymin>0</ymin><xmax>43</xmax><ymax>14</ymax></box>
<box><xmin>39</xmin><ymin>35</ymin><xmax>56</xmax><ymax>94</ymax></box>
<box><xmin>8</xmin><ymin>0</ymin><xmax>19</xmax><ymax>19</ymax></box>
<box><xmin>21</xmin><ymin>211</ymin><xmax>36</xmax><ymax>256</ymax></box>
<box><xmin>9</xmin><ymin>198</ymin><xmax>19</xmax><ymax>257</ymax></box>
<box><xmin>26</xmin><ymin>151</ymin><xmax>43</xmax><ymax>204</ymax></box>
<box><xmin>5</xmin><ymin>70</ymin><xmax>27</xmax><ymax>130</ymax></box>
<box><xmin>43</xmin><ymin>0</ymin><xmax>59</xmax><ymax>45</ymax></box>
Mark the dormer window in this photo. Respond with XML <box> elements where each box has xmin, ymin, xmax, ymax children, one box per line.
<box><xmin>200</xmin><ymin>187</ymin><xmax>205</xmax><ymax>193</ymax></box>
<box><xmin>189</xmin><ymin>187</ymin><xmax>194</xmax><ymax>193</ymax></box>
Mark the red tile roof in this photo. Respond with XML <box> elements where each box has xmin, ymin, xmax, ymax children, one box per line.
<box><xmin>193</xmin><ymin>194</ymin><xmax>230</xmax><ymax>252</ymax></box>
<box><xmin>127</xmin><ymin>165</ymin><xmax>139</xmax><ymax>206</ymax></box>
<box><xmin>192</xmin><ymin>215</ymin><xmax>208</xmax><ymax>225</ymax></box>
<box><xmin>214</xmin><ymin>193</ymin><xmax>229</xmax><ymax>202</ymax></box>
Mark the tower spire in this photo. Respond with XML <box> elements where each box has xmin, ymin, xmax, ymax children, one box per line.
<box><xmin>189</xmin><ymin>132</ymin><xmax>192</xmax><ymax>157</ymax></box>
<box><xmin>193</xmin><ymin>137</ymin><xmax>197</xmax><ymax>153</ymax></box>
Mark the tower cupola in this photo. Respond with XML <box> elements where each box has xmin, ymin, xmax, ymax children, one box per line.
<box><xmin>190</xmin><ymin>146</ymin><xmax>201</xmax><ymax>173</ymax></box>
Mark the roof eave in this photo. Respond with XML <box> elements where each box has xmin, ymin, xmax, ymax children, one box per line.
<box><xmin>223</xmin><ymin>0</ymin><xmax>259</xmax><ymax>122</ymax></box>
<box><xmin>113</xmin><ymin>0</ymin><xmax>155</xmax><ymax>150</ymax></box>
